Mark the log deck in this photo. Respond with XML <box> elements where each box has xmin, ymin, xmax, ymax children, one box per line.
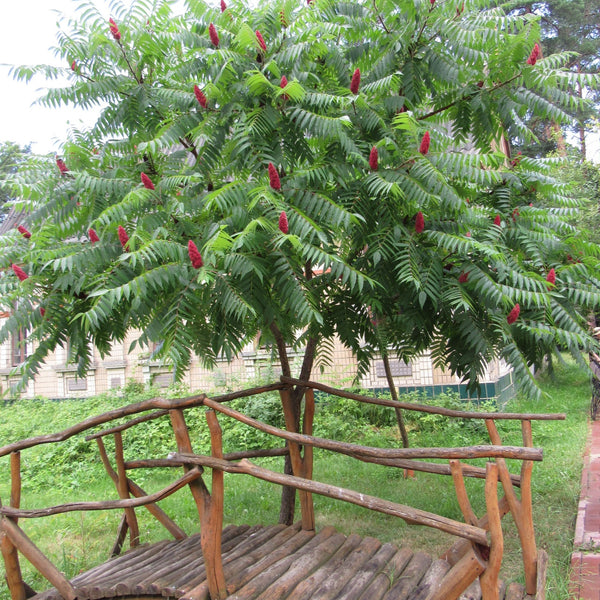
<box><xmin>0</xmin><ymin>378</ymin><xmax>561</xmax><ymax>600</ymax></box>
<box><xmin>30</xmin><ymin>523</ymin><xmax>544</xmax><ymax>600</ymax></box>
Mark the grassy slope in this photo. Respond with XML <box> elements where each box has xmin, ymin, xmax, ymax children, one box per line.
<box><xmin>0</xmin><ymin>358</ymin><xmax>591</xmax><ymax>600</ymax></box>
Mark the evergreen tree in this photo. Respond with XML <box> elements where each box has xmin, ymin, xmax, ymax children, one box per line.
<box><xmin>509</xmin><ymin>0</ymin><xmax>600</xmax><ymax>158</ymax></box>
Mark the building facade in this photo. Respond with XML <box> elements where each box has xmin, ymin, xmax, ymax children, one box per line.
<box><xmin>0</xmin><ymin>317</ymin><xmax>515</xmax><ymax>403</ymax></box>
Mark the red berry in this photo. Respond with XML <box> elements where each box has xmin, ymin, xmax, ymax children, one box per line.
<box><xmin>415</xmin><ymin>211</ymin><xmax>425</xmax><ymax>234</ymax></box>
<box><xmin>17</xmin><ymin>226</ymin><xmax>31</xmax><ymax>239</ymax></box>
<box><xmin>350</xmin><ymin>68</ymin><xmax>360</xmax><ymax>94</ymax></box>
<box><xmin>279</xmin><ymin>211</ymin><xmax>289</xmax><ymax>234</ymax></box>
<box><xmin>188</xmin><ymin>240</ymin><xmax>203</xmax><ymax>269</ymax></box>
<box><xmin>369</xmin><ymin>146</ymin><xmax>378</xmax><ymax>171</ymax></box>
<box><xmin>141</xmin><ymin>173</ymin><xmax>155</xmax><ymax>190</ymax></box>
<box><xmin>11</xmin><ymin>264</ymin><xmax>28</xmax><ymax>281</ymax></box>
<box><xmin>209</xmin><ymin>23</ymin><xmax>219</xmax><ymax>47</ymax></box>
<box><xmin>194</xmin><ymin>85</ymin><xmax>207</xmax><ymax>108</ymax></box>
<box><xmin>256</xmin><ymin>30</ymin><xmax>266</xmax><ymax>52</ymax></box>
<box><xmin>419</xmin><ymin>131</ymin><xmax>430</xmax><ymax>155</ymax></box>
<box><xmin>268</xmin><ymin>163</ymin><xmax>281</xmax><ymax>191</ymax></box>
<box><xmin>507</xmin><ymin>303</ymin><xmax>520</xmax><ymax>324</ymax></box>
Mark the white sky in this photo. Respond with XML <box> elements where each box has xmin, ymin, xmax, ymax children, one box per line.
<box><xmin>0</xmin><ymin>1</ymin><xmax>106</xmax><ymax>154</ymax></box>
<box><xmin>0</xmin><ymin>1</ymin><xmax>598</xmax><ymax>161</ymax></box>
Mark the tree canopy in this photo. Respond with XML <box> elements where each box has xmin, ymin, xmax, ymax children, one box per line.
<box><xmin>1</xmin><ymin>0</ymin><xmax>599</xmax><ymax>401</ymax></box>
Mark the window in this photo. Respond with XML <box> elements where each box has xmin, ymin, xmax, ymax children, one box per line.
<box><xmin>11</xmin><ymin>328</ymin><xmax>28</xmax><ymax>367</ymax></box>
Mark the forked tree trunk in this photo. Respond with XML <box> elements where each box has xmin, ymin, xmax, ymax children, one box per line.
<box><xmin>272</xmin><ymin>321</ymin><xmax>318</xmax><ymax>525</ymax></box>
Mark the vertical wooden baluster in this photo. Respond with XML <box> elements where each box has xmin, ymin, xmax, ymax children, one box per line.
<box><xmin>479</xmin><ymin>462</ymin><xmax>503</xmax><ymax>600</ymax></box>
<box><xmin>170</xmin><ymin>408</ymin><xmax>227</xmax><ymax>600</ymax></box>
<box><xmin>300</xmin><ymin>389</ymin><xmax>315</xmax><ymax>530</ymax></box>
<box><xmin>486</xmin><ymin>419</ymin><xmax>537</xmax><ymax>595</ymax></box>
<box><xmin>450</xmin><ymin>459</ymin><xmax>479</xmax><ymax>526</ymax></box>
<box><xmin>0</xmin><ymin>452</ymin><xmax>26</xmax><ymax>600</ymax></box>
<box><xmin>204</xmin><ymin>410</ymin><xmax>227</xmax><ymax>599</ymax></box>
<box><xmin>519</xmin><ymin>420</ymin><xmax>537</xmax><ymax>595</ymax></box>
<box><xmin>114</xmin><ymin>432</ymin><xmax>140</xmax><ymax>547</ymax></box>
<box><xmin>95</xmin><ymin>436</ymin><xmax>185</xmax><ymax>550</ymax></box>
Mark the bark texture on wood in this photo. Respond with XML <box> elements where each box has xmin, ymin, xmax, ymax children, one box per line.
<box><xmin>0</xmin><ymin>517</ymin><xmax>77</xmax><ymax>600</ymax></box>
<box><xmin>281</xmin><ymin>377</ymin><xmax>565</xmax><ymax>421</ymax></box>
<box><xmin>203</xmin><ymin>396</ymin><xmax>543</xmax><ymax>462</ymax></box>
<box><xmin>172</xmin><ymin>453</ymin><xmax>489</xmax><ymax>544</ymax></box>
<box><xmin>114</xmin><ymin>432</ymin><xmax>139</xmax><ymax>548</ymax></box>
<box><xmin>486</xmin><ymin>419</ymin><xmax>537</xmax><ymax>595</ymax></box>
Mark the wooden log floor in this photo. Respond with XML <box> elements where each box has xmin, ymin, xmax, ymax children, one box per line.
<box><xmin>32</xmin><ymin>523</ymin><xmax>529</xmax><ymax>600</ymax></box>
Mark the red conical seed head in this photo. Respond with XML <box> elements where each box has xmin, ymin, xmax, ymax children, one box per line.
<box><xmin>546</xmin><ymin>268</ymin><xmax>556</xmax><ymax>287</ymax></box>
<box><xmin>11</xmin><ymin>264</ymin><xmax>28</xmax><ymax>281</ymax></box>
<box><xmin>458</xmin><ymin>271</ymin><xmax>469</xmax><ymax>283</ymax></box>
<box><xmin>493</xmin><ymin>214</ymin><xmax>501</xmax><ymax>226</ymax></box>
<box><xmin>17</xmin><ymin>226</ymin><xmax>31</xmax><ymax>239</ymax></box>
<box><xmin>419</xmin><ymin>131</ymin><xmax>430</xmax><ymax>155</ymax></box>
<box><xmin>279</xmin><ymin>211</ymin><xmax>289</xmax><ymax>234</ymax></box>
<box><xmin>280</xmin><ymin>76</ymin><xmax>288</xmax><ymax>88</ymax></box>
<box><xmin>256</xmin><ymin>30</ymin><xmax>266</xmax><ymax>52</ymax></box>
<box><xmin>141</xmin><ymin>172</ymin><xmax>155</xmax><ymax>190</ymax></box>
<box><xmin>369</xmin><ymin>146</ymin><xmax>378</xmax><ymax>171</ymax></box>
<box><xmin>88</xmin><ymin>228</ymin><xmax>100</xmax><ymax>243</ymax></box>
<box><xmin>507</xmin><ymin>303</ymin><xmax>520</xmax><ymax>325</ymax></box>
<box><xmin>118</xmin><ymin>225</ymin><xmax>129</xmax><ymax>249</ymax></box>
<box><xmin>194</xmin><ymin>85</ymin><xmax>207</xmax><ymax>108</ymax></box>
<box><xmin>527</xmin><ymin>42</ymin><xmax>540</xmax><ymax>65</ymax></box>
<box><xmin>109</xmin><ymin>18</ymin><xmax>121</xmax><ymax>41</ymax></box>
<box><xmin>40</xmin><ymin>307</ymin><xmax>46</xmax><ymax>317</ymax></box>
<box><xmin>415</xmin><ymin>211</ymin><xmax>425</xmax><ymax>234</ymax></box>
<box><xmin>188</xmin><ymin>240</ymin><xmax>203</xmax><ymax>269</ymax></box>
<box><xmin>350</xmin><ymin>68</ymin><xmax>360</xmax><ymax>94</ymax></box>
<box><xmin>209</xmin><ymin>23</ymin><xmax>219</xmax><ymax>47</ymax></box>
<box><xmin>56</xmin><ymin>156</ymin><xmax>68</xmax><ymax>174</ymax></box>
<box><xmin>268</xmin><ymin>162</ymin><xmax>281</xmax><ymax>191</ymax></box>
<box><xmin>71</xmin><ymin>60</ymin><xmax>77</xmax><ymax>71</ymax></box>
<box><xmin>220</xmin><ymin>0</ymin><xmax>226</xmax><ymax>12</ymax></box>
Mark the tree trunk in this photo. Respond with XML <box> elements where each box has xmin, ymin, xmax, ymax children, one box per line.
<box><xmin>272</xmin><ymin>321</ymin><xmax>319</xmax><ymax>525</ymax></box>
<box><xmin>381</xmin><ymin>354</ymin><xmax>409</xmax><ymax>448</ymax></box>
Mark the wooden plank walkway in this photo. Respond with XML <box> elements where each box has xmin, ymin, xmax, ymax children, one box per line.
<box><xmin>31</xmin><ymin>523</ymin><xmax>527</xmax><ymax>600</ymax></box>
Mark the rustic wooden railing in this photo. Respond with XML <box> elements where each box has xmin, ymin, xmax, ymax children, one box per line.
<box><xmin>0</xmin><ymin>378</ymin><xmax>564</xmax><ymax>600</ymax></box>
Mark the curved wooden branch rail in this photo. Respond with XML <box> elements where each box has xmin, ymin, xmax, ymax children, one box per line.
<box><xmin>202</xmin><ymin>396</ymin><xmax>543</xmax><ymax>461</ymax></box>
<box><xmin>0</xmin><ymin>468</ymin><xmax>202</xmax><ymax>519</ymax></box>
<box><xmin>281</xmin><ymin>377</ymin><xmax>566</xmax><ymax>421</ymax></box>
<box><xmin>0</xmin><ymin>382</ymin><xmax>287</xmax><ymax>457</ymax></box>
<box><xmin>169</xmin><ymin>453</ymin><xmax>490</xmax><ymax>545</ymax></box>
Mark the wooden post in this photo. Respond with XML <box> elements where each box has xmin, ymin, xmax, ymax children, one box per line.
<box><xmin>95</xmin><ymin>437</ymin><xmax>186</xmax><ymax>545</ymax></box>
<box><xmin>114</xmin><ymin>432</ymin><xmax>140</xmax><ymax>548</ymax></box>
<box><xmin>428</xmin><ymin>545</ymin><xmax>486</xmax><ymax>600</ymax></box>
<box><xmin>479</xmin><ymin>462</ymin><xmax>503</xmax><ymax>600</ymax></box>
<box><xmin>0</xmin><ymin>453</ymin><xmax>27</xmax><ymax>600</ymax></box>
<box><xmin>450</xmin><ymin>460</ymin><xmax>478</xmax><ymax>526</ymax></box>
<box><xmin>0</xmin><ymin>516</ymin><xmax>77</xmax><ymax>600</ymax></box>
<box><xmin>204</xmin><ymin>410</ymin><xmax>228</xmax><ymax>600</ymax></box>
<box><xmin>170</xmin><ymin>409</ymin><xmax>227</xmax><ymax>600</ymax></box>
<box><xmin>486</xmin><ymin>419</ymin><xmax>537</xmax><ymax>595</ymax></box>
<box><xmin>279</xmin><ymin>388</ymin><xmax>315</xmax><ymax>530</ymax></box>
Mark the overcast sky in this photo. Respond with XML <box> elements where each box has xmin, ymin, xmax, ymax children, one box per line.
<box><xmin>1</xmin><ymin>1</ymin><xmax>598</xmax><ymax>161</ymax></box>
<box><xmin>0</xmin><ymin>1</ymin><xmax>103</xmax><ymax>154</ymax></box>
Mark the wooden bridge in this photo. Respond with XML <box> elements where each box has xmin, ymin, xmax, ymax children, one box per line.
<box><xmin>0</xmin><ymin>378</ymin><xmax>564</xmax><ymax>600</ymax></box>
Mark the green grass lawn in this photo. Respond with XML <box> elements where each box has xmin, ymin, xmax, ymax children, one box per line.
<box><xmin>0</xmin><ymin>358</ymin><xmax>591</xmax><ymax>600</ymax></box>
